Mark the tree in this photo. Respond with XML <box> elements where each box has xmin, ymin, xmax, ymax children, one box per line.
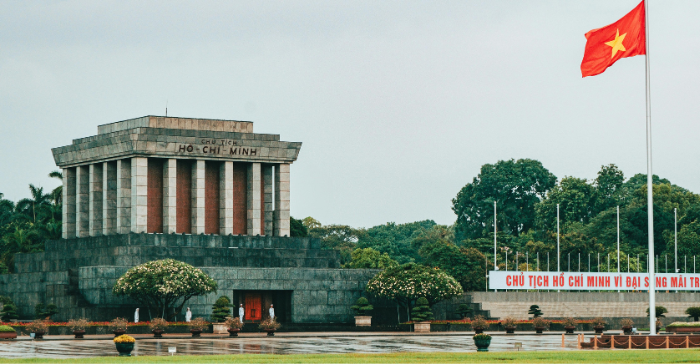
<box><xmin>528</xmin><ymin>304</ymin><xmax>543</xmax><ymax>318</ymax></box>
<box><xmin>365</xmin><ymin>263</ymin><xmax>463</xmax><ymax>322</ymax></box>
<box><xmin>344</xmin><ymin>248</ymin><xmax>398</xmax><ymax>269</ymax></box>
<box><xmin>290</xmin><ymin>216</ymin><xmax>308</xmax><ymax>237</ymax></box>
<box><xmin>350</xmin><ymin>297</ymin><xmax>374</xmax><ymax>316</ymax></box>
<box><xmin>452</xmin><ymin>159</ymin><xmax>557</xmax><ymax>240</ymax></box>
<box><xmin>0</xmin><ymin>296</ymin><xmax>18</xmax><ymax>321</ymax></box>
<box><xmin>593</xmin><ymin>164</ymin><xmax>626</xmax><ymax>213</ymax></box>
<box><xmin>357</xmin><ymin>220</ymin><xmax>436</xmax><ymax>264</ymax></box>
<box><xmin>48</xmin><ymin>171</ymin><xmax>63</xmax><ymax>206</ymax></box>
<box><xmin>310</xmin><ymin>225</ymin><xmax>366</xmax><ymax>264</ymax></box>
<box><xmin>535</xmin><ymin>177</ymin><xmax>596</xmax><ymax>232</ymax></box>
<box><xmin>301</xmin><ymin>217</ymin><xmax>321</xmax><ymax>229</ymax></box>
<box><xmin>411</xmin><ymin>297</ymin><xmax>434</xmax><ymax>322</ymax></box>
<box><xmin>686</xmin><ymin>307</ymin><xmax>700</xmax><ymax>322</ymax></box>
<box><xmin>419</xmin><ymin>239</ymin><xmax>487</xmax><ymax>292</ymax></box>
<box><xmin>112</xmin><ymin>259</ymin><xmax>217</xmax><ymax>320</ymax></box>
<box><xmin>647</xmin><ymin>305</ymin><xmax>668</xmax><ymax>318</ymax></box>
<box><xmin>210</xmin><ymin>296</ymin><xmax>232</xmax><ymax>322</ymax></box>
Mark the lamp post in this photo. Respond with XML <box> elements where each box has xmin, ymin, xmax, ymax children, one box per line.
<box><xmin>557</xmin><ymin>204</ymin><xmax>560</xmax><ymax>272</ymax></box>
<box><xmin>494</xmin><ymin>201</ymin><xmax>497</xmax><ymax>292</ymax></box>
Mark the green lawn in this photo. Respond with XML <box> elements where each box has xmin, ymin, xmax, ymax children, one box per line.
<box><xmin>2</xmin><ymin>350</ymin><xmax>700</xmax><ymax>364</ymax></box>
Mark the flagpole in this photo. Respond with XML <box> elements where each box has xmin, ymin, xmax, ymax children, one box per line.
<box><xmin>644</xmin><ymin>0</ymin><xmax>656</xmax><ymax>336</ymax></box>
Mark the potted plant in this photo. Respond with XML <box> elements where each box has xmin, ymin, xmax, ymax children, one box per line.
<box><xmin>109</xmin><ymin>317</ymin><xmax>128</xmax><ymax>337</ymax></box>
<box><xmin>114</xmin><ymin>334</ymin><xmax>135</xmax><ymax>356</ymax></box>
<box><xmin>532</xmin><ymin>317</ymin><xmax>549</xmax><ymax>334</ymax></box>
<box><xmin>411</xmin><ymin>297</ymin><xmax>434</xmax><ymax>333</ymax></box>
<box><xmin>501</xmin><ymin>317</ymin><xmax>517</xmax><ymax>334</ymax></box>
<box><xmin>563</xmin><ymin>317</ymin><xmax>577</xmax><ymax>335</ymax></box>
<box><xmin>26</xmin><ymin>320</ymin><xmax>48</xmax><ymax>339</ymax></box>
<box><xmin>224</xmin><ymin>316</ymin><xmax>244</xmax><ymax>337</ymax></box>
<box><xmin>68</xmin><ymin>318</ymin><xmax>89</xmax><ymax>339</ymax></box>
<box><xmin>620</xmin><ymin>318</ymin><xmax>633</xmax><ymax>335</ymax></box>
<box><xmin>592</xmin><ymin>317</ymin><xmax>606</xmax><ymax>334</ymax></box>
<box><xmin>0</xmin><ymin>325</ymin><xmax>17</xmax><ymax>340</ymax></box>
<box><xmin>457</xmin><ymin>304</ymin><xmax>473</xmax><ymax>320</ymax></box>
<box><xmin>188</xmin><ymin>317</ymin><xmax>208</xmax><ymax>338</ymax></box>
<box><xmin>210</xmin><ymin>296</ymin><xmax>232</xmax><ymax>334</ymax></box>
<box><xmin>471</xmin><ymin>315</ymin><xmax>488</xmax><ymax>334</ymax></box>
<box><xmin>258</xmin><ymin>317</ymin><xmax>281</xmax><ymax>336</ymax></box>
<box><xmin>473</xmin><ymin>333</ymin><xmax>492</xmax><ymax>352</ymax></box>
<box><xmin>149</xmin><ymin>318</ymin><xmax>169</xmax><ymax>338</ymax></box>
<box><xmin>351</xmin><ymin>297</ymin><xmax>374</xmax><ymax>327</ymax></box>
<box><xmin>685</xmin><ymin>306</ymin><xmax>700</xmax><ymax>322</ymax></box>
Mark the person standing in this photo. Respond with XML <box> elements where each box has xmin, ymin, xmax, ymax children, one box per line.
<box><xmin>185</xmin><ymin>307</ymin><xmax>192</xmax><ymax>322</ymax></box>
<box><xmin>134</xmin><ymin>308</ymin><xmax>139</xmax><ymax>323</ymax></box>
<box><xmin>269</xmin><ymin>304</ymin><xmax>275</xmax><ymax>319</ymax></box>
<box><xmin>239</xmin><ymin>304</ymin><xmax>245</xmax><ymax>323</ymax></box>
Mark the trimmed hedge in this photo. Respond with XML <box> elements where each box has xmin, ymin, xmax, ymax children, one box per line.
<box><xmin>0</xmin><ymin>325</ymin><xmax>15</xmax><ymax>333</ymax></box>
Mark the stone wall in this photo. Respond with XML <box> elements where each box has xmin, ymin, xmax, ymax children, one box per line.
<box><xmin>79</xmin><ymin>266</ymin><xmax>378</xmax><ymax>323</ymax></box>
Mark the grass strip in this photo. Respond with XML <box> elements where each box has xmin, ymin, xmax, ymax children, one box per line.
<box><xmin>2</xmin><ymin>350</ymin><xmax>700</xmax><ymax>364</ymax></box>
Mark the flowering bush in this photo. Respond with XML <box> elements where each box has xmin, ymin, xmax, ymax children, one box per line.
<box><xmin>26</xmin><ymin>320</ymin><xmax>48</xmax><ymax>333</ymax></box>
<box><xmin>473</xmin><ymin>333</ymin><xmax>491</xmax><ymax>340</ymax></box>
<box><xmin>224</xmin><ymin>316</ymin><xmax>243</xmax><ymax>330</ymax></box>
<box><xmin>67</xmin><ymin>318</ymin><xmax>89</xmax><ymax>331</ymax></box>
<box><xmin>259</xmin><ymin>317</ymin><xmax>281</xmax><ymax>331</ymax></box>
<box><xmin>113</xmin><ymin>334</ymin><xmax>135</xmax><ymax>343</ymax></box>
<box><xmin>366</xmin><ymin>263</ymin><xmax>463</xmax><ymax>316</ymax></box>
<box><xmin>620</xmin><ymin>318</ymin><xmax>634</xmax><ymax>328</ymax></box>
<box><xmin>109</xmin><ymin>318</ymin><xmax>128</xmax><ymax>332</ymax></box>
<box><xmin>501</xmin><ymin>317</ymin><xmax>517</xmax><ymax>329</ymax></box>
<box><xmin>592</xmin><ymin>317</ymin><xmax>606</xmax><ymax>328</ymax></box>
<box><xmin>563</xmin><ymin>317</ymin><xmax>577</xmax><ymax>328</ymax></box>
<box><xmin>532</xmin><ymin>317</ymin><xmax>550</xmax><ymax>329</ymax></box>
<box><xmin>471</xmin><ymin>315</ymin><xmax>489</xmax><ymax>330</ymax></box>
<box><xmin>188</xmin><ymin>317</ymin><xmax>208</xmax><ymax>331</ymax></box>
<box><xmin>112</xmin><ymin>259</ymin><xmax>217</xmax><ymax>320</ymax></box>
<box><xmin>149</xmin><ymin>318</ymin><xmax>169</xmax><ymax>331</ymax></box>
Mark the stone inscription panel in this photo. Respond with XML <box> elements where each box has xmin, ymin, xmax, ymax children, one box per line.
<box><xmin>158</xmin><ymin>138</ymin><xmax>263</xmax><ymax>158</ymax></box>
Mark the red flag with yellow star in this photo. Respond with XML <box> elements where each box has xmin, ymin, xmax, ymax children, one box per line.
<box><xmin>581</xmin><ymin>1</ymin><xmax>646</xmax><ymax>77</ymax></box>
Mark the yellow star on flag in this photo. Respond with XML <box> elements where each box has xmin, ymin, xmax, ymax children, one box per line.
<box><xmin>604</xmin><ymin>29</ymin><xmax>627</xmax><ymax>58</ymax></box>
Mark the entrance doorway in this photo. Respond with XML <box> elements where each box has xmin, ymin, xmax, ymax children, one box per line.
<box><xmin>234</xmin><ymin>290</ymin><xmax>292</xmax><ymax>323</ymax></box>
<box><xmin>245</xmin><ymin>293</ymin><xmax>262</xmax><ymax>321</ymax></box>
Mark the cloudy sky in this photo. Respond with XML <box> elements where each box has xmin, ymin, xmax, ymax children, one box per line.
<box><xmin>1</xmin><ymin>0</ymin><xmax>699</xmax><ymax>228</ymax></box>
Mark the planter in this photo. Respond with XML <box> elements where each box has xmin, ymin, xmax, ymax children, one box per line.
<box><xmin>355</xmin><ymin>316</ymin><xmax>372</xmax><ymax>327</ymax></box>
<box><xmin>565</xmin><ymin>326</ymin><xmax>575</xmax><ymax>334</ymax></box>
<box><xmin>264</xmin><ymin>329</ymin><xmax>276</xmax><ymax>337</ymax></box>
<box><xmin>190</xmin><ymin>329</ymin><xmax>202</xmax><ymax>338</ymax></box>
<box><xmin>505</xmin><ymin>327</ymin><xmax>515</xmax><ymax>334</ymax></box>
<box><xmin>474</xmin><ymin>328</ymin><xmax>485</xmax><ymax>334</ymax></box>
<box><xmin>212</xmin><ymin>323</ymin><xmax>227</xmax><ymax>334</ymax></box>
<box><xmin>115</xmin><ymin>342</ymin><xmax>135</xmax><ymax>356</ymax></box>
<box><xmin>473</xmin><ymin>337</ymin><xmax>491</xmax><ymax>352</ymax></box>
<box><xmin>414</xmin><ymin>322</ymin><xmax>431</xmax><ymax>333</ymax></box>
<box><xmin>32</xmin><ymin>331</ymin><xmax>45</xmax><ymax>339</ymax></box>
<box><xmin>594</xmin><ymin>326</ymin><xmax>605</xmax><ymax>334</ymax></box>
<box><xmin>622</xmin><ymin>326</ymin><xmax>632</xmax><ymax>335</ymax></box>
<box><xmin>667</xmin><ymin>326</ymin><xmax>700</xmax><ymax>333</ymax></box>
<box><xmin>152</xmin><ymin>329</ymin><xmax>164</xmax><ymax>338</ymax></box>
<box><xmin>0</xmin><ymin>332</ymin><xmax>17</xmax><ymax>340</ymax></box>
<box><xmin>227</xmin><ymin>328</ymin><xmax>240</xmax><ymax>337</ymax></box>
<box><xmin>535</xmin><ymin>327</ymin><xmax>545</xmax><ymax>334</ymax></box>
<box><xmin>73</xmin><ymin>330</ymin><xmax>86</xmax><ymax>339</ymax></box>
<box><xmin>113</xmin><ymin>329</ymin><xmax>126</xmax><ymax>338</ymax></box>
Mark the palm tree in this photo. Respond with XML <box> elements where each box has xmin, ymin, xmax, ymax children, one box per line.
<box><xmin>15</xmin><ymin>185</ymin><xmax>50</xmax><ymax>224</ymax></box>
<box><xmin>0</xmin><ymin>193</ymin><xmax>15</xmax><ymax>227</ymax></box>
<box><xmin>48</xmin><ymin>170</ymin><xmax>63</xmax><ymax>206</ymax></box>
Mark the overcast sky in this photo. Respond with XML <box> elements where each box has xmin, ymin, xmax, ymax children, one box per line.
<box><xmin>2</xmin><ymin>1</ymin><xmax>699</xmax><ymax>228</ymax></box>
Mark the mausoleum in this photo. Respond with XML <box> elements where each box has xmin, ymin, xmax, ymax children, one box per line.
<box><xmin>1</xmin><ymin>116</ymin><xmax>377</xmax><ymax>324</ymax></box>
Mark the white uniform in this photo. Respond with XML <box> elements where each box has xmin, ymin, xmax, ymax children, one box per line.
<box><xmin>269</xmin><ymin>307</ymin><xmax>275</xmax><ymax>319</ymax></box>
<box><xmin>185</xmin><ymin>309</ymin><xmax>192</xmax><ymax>322</ymax></box>
<box><xmin>239</xmin><ymin>306</ymin><xmax>245</xmax><ymax>323</ymax></box>
<box><xmin>134</xmin><ymin>308</ymin><xmax>139</xmax><ymax>323</ymax></box>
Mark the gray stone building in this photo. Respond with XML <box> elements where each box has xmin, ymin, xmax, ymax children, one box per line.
<box><xmin>1</xmin><ymin>116</ymin><xmax>377</xmax><ymax>323</ymax></box>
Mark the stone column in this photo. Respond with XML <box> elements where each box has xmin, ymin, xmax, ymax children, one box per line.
<box><xmin>163</xmin><ymin>159</ymin><xmax>177</xmax><ymax>234</ymax></box>
<box><xmin>274</xmin><ymin>164</ymin><xmax>290</xmax><ymax>237</ymax></box>
<box><xmin>219</xmin><ymin>161</ymin><xmax>233</xmax><ymax>235</ymax></box>
<box><xmin>76</xmin><ymin>166</ymin><xmax>90</xmax><ymax>238</ymax></box>
<box><xmin>130</xmin><ymin>157</ymin><xmax>148</xmax><ymax>233</ymax></box>
<box><xmin>262</xmin><ymin>164</ymin><xmax>274</xmax><ymax>236</ymax></box>
<box><xmin>247</xmin><ymin>163</ymin><xmax>262</xmax><ymax>235</ymax></box>
<box><xmin>116</xmin><ymin>159</ymin><xmax>132</xmax><ymax>234</ymax></box>
<box><xmin>89</xmin><ymin>164</ymin><xmax>104</xmax><ymax>236</ymax></box>
<box><xmin>62</xmin><ymin>168</ymin><xmax>76</xmax><ymax>239</ymax></box>
<box><xmin>191</xmin><ymin>160</ymin><xmax>205</xmax><ymax>234</ymax></box>
<box><xmin>103</xmin><ymin>162</ymin><xmax>117</xmax><ymax>235</ymax></box>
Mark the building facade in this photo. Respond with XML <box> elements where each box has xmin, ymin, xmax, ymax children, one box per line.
<box><xmin>1</xmin><ymin>116</ymin><xmax>378</xmax><ymax>324</ymax></box>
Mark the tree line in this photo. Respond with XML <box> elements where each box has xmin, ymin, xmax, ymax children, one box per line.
<box><xmin>292</xmin><ymin>159</ymin><xmax>700</xmax><ymax>291</ymax></box>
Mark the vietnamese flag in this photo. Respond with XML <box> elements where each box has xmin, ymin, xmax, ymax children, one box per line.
<box><xmin>581</xmin><ymin>1</ymin><xmax>646</xmax><ymax>77</ymax></box>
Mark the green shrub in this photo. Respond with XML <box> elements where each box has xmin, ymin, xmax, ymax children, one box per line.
<box><xmin>210</xmin><ymin>296</ymin><xmax>232</xmax><ymax>323</ymax></box>
<box><xmin>350</xmin><ymin>297</ymin><xmax>374</xmax><ymax>316</ymax></box>
<box><xmin>0</xmin><ymin>325</ymin><xmax>15</xmax><ymax>333</ymax></box>
<box><xmin>34</xmin><ymin>303</ymin><xmax>59</xmax><ymax>320</ymax></box>
<box><xmin>411</xmin><ymin>297</ymin><xmax>434</xmax><ymax>322</ymax></box>
<box><xmin>1</xmin><ymin>301</ymin><xmax>18</xmax><ymax>322</ymax></box>
<box><xmin>646</xmin><ymin>305</ymin><xmax>668</xmax><ymax>318</ymax></box>
<box><xmin>457</xmin><ymin>304</ymin><xmax>473</xmax><ymax>319</ymax></box>
<box><xmin>686</xmin><ymin>307</ymin><xmax>700</xmax><ymax>321</ymax></box>
<box><xmin>528</xmin><ymin>305</ymin><xmax>543</xmax><ymax>318</ymax></box>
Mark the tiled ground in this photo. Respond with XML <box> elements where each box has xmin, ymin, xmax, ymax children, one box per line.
<box><xmin>0</xmin><ymin>335</ymin><xmax>579</xmax><ymax>359</ymax></box>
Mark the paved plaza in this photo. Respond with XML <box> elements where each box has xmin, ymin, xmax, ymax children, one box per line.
<box><xmin>0</xmin><ymin>333</ymin><xmax>580</xmax><ymax>359</ymax></box>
